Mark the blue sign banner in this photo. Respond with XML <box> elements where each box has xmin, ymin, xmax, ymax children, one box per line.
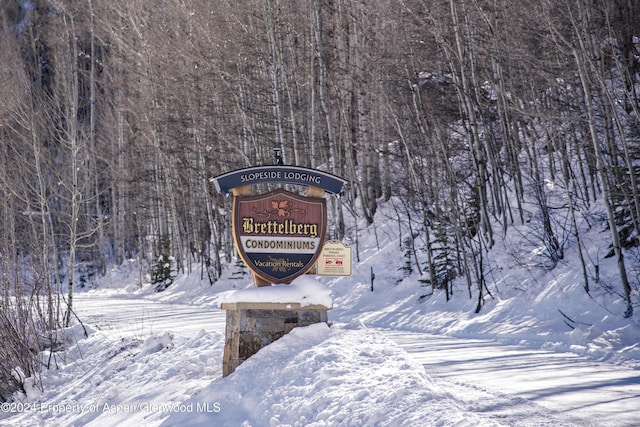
<box><xmin>211</xmin><ymin>166</ymin><xmax>347</xmax><ymax>195</ymax></box>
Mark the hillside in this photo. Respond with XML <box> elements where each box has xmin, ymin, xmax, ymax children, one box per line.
<box><xmin>1</xmin><ymin>197</ymin><xmax>639</xmax><ymax>426</ymax></box>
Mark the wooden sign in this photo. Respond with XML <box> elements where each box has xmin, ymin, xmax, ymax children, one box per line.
<box><xmin>233</xmin><ymin>189</ymin><xmax>327</xmax><ymax>284</ymax></box>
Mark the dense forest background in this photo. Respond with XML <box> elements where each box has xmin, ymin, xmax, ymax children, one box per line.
<box><xmin>1</xmin><ymin>0</ymin><xmax>639</xmax><ymax>400</ymax></box>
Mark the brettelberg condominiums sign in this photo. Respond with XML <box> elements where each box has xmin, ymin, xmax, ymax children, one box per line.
<box><xmin>212</xmin><ymin>163</ymin><xmax>347</xmax><ymax>286</ymax></box>
<box><xmin>233</xmin><ymin>189</ymin><xmax>327</xmax><ymax>284</ymax></box>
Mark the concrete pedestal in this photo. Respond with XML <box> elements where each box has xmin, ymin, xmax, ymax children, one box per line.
<box><xmin>221</xmin><ymin>302</ymin><xmax>329</xmax><ymax>377</ymax></box>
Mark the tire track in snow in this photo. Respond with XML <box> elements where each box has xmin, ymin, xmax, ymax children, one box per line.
<box><xmin>384</xmin><ymin>330</ymin><xmax>639</xmax><ymax>427</ymax></box>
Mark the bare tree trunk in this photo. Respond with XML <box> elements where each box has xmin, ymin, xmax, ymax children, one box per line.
<box><xmin>264</xmin><ymin>0</ymin><xmax>287</xmax><ymax>161</ymax></box>
<box><xmin>312</xmin><ymin>0</ymin><xmax>345</xmax><ymax>238</ymax></box>
<box><xmin>574</xmin><ymin>45</ymin><xmax>632</xmax><ymax>317</ymax></box>
<box><xmin>448</xmin><ymin>0</ymin><xmax>493</xmax><ymax>246</ymax></box>
<box><xmin>87</xmin><ymin>0</ymin><xmax>107</xmax><ymax>276</ymax></box>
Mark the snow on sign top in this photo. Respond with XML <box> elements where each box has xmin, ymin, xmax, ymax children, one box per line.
<box><xmin>217</xmin><ymin>276</ymin><xmax>333</xmax><ymax>308</ymax></box>
<box><xmin>210</xmin><ymin>165</ymin><xmax>347</xmax><ymax>195</ymax></box>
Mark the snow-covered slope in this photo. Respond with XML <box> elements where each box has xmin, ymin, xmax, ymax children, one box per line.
<box><xmin>1</xmin><ymin>199</ymin><xmax>639</xmax><ymax>426</ymax></box>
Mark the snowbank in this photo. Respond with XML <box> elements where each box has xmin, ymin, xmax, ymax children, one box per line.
<box><xmin>161</xmin><ymin>323</ymin><xmax>499</xmax><ymax>427</ymax></box>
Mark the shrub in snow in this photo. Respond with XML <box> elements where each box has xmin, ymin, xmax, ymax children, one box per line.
<box><xmin>151</xmin><ymin>234</ymin><xmax>176</xmax><ymax>292</ymax></box>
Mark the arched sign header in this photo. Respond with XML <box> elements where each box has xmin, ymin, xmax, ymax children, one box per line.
<box><xmin>211</xmin><ymin>165</ymin><xmax>347</xmax><ymax>195</ymax></box>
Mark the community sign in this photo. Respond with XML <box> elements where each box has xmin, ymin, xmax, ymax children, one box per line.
<box><xmin>233</xmin><ymin>189</ymin><xmax>327</xmax><ymax>284</ymax></box>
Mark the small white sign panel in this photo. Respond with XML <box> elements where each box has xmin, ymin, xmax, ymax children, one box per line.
<box><xmin>317</xmin><ymin>241</ymin><xmax>352</xmax><ymax>276</ymax></box>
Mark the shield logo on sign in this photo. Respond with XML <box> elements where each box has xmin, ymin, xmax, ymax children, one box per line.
<box><xmin>233</xmin><ymin>189</ymin><xmax>327</xmax><ymax>284</ymax></box>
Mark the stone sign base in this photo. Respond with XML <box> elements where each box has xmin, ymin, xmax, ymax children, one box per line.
<box><xmin>220</xmin><ymin>302</ymin><xmax>329</xmax><ymax>377</ymax></box>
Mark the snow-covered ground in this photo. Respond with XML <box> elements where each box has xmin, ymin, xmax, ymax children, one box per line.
<box><xmin>1</xmin><ymin>200</ymin><xmax>640</xmax><ymax>426</ymax></box>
